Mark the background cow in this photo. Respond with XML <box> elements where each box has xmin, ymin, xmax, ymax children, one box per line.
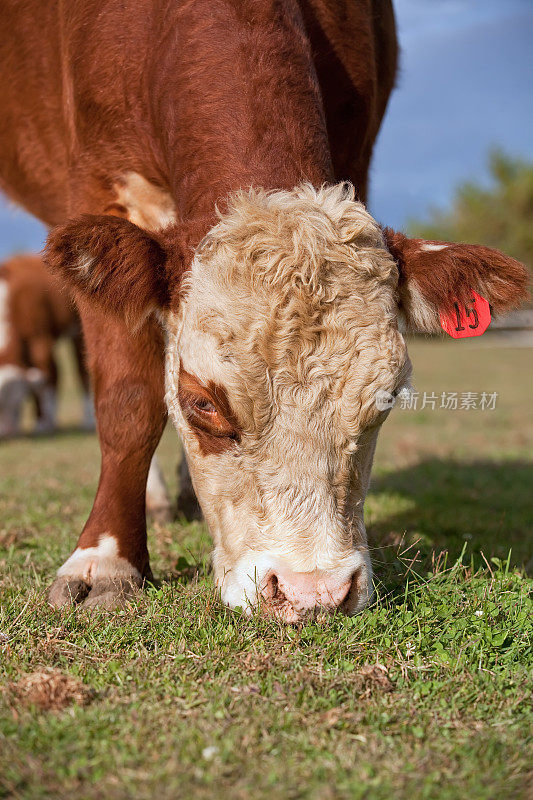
<box><xmin>0</xmin><ymin>1</ymin><xmax>528</xmax><ymax>619</ymax></box>
<box><xmin>0</xmin><ymin>253</ymin><xmax>93</xmax><ymax>437</ymax></box>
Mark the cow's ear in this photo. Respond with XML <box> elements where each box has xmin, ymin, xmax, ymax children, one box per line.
<box><xmin>383</xmin><ymin>228</ymin><xmax>530</xmax><ymax>332</ymax></box>
<box><xmin>44</xmin><ymin>215</ymin><xmax>182</xmax><ymax>328</ymax></box>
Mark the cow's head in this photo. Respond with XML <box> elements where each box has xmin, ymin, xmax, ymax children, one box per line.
<box><xmin>45</xmin><ymin>184</ymin><xmax>529</xmax><ymax>621</ymax></box>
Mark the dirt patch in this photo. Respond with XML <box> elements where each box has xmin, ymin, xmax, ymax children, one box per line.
<box><xmin>242</xmin><ymin>653</ymin><xmax>394</xmax><ymax>691</ymax></box>
<box><xmin>5</xmin><ymin>669</ymin><xmax>95</xmax><ymax>711</ymax></box>
<box><xmin>319</xmin><ymin>664</ymin><xmax>393</xmax><ymax>728</ymax></box>
<box><xmin>358</xmin><ymin>663</ymin><xmax>394</xmax><ymax>695</ymax></box>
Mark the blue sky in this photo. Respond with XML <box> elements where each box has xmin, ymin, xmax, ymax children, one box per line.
<box><xmin>0</xmin><ymin>0</ymin><xmax>531</xmax><ymax>257</ymax></box>
<box><xmin>370</xmin><ymin>0</ymin><xmax>533</xmax><ymax>227</ymax></box>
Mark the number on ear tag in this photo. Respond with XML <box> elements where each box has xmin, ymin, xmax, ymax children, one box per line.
<box><xmin>440</xmin><ymin>290</ymin><xmax>491</xmax><ymax>339</ymax></box>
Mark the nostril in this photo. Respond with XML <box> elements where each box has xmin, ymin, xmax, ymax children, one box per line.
<box><xmin>341</xmin><ymin>567</ymin><xmax>361</xmax><ymax>612</ymax></box>
<box><xmin>261</xmin><ymin>572</ymin><xmax>292</xmax><ymax>614</ymax></box>
<box><xmin>261</xmin><ymin>571</ymin><xmax>280</xmax><ymax>600</ymax></box>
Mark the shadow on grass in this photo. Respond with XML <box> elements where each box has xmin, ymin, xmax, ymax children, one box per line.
<box><xmin>368</xmin><ymin>458</ymin><xmax>533</xmax><ymax>575</ymax></box>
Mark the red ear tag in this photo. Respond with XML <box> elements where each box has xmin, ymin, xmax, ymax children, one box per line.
<box><xmin>440</xmin><ymin>290</ymin><xmax>491</xmax><ymax>339</ymax></box>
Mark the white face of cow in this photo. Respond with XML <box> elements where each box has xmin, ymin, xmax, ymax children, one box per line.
<box><xmin>46</xmin><ymin>179</ymin><xmax>527</xmax><ymax>620</ymax></box>
<box><xmin>164</xmin><ymin>185</ymin><xmax>411</xmax><ymax>620</ymax></box>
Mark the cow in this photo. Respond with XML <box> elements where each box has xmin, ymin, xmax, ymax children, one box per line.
<box><xmin>0</xmin><ymin>253</ymin><xmax>93</xmax><ymax>436</ymax></box>
<box><xmin>0</xmin><ymin>1</ymin><xmax>528</xmax><ymax>620</ymax></box>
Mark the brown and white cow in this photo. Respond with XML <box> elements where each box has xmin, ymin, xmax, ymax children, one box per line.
<box><xmin>0</xmin><ymin>1</ymin><xmax>528</xmax><ymax>619</ymax></box>
<box><xmin>0</xmin><ymin>253</ymin><xmax>94</xmax><ymax>436</ymax></box>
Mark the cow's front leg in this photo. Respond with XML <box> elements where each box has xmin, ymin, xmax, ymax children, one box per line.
<box><xmin>48</xmin><ymin>306</ymin><xmax>166</xmax><ymax>610</ymax></box>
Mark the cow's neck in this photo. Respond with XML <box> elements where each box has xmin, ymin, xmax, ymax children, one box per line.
<box><xmin>152</xmin><ymin>0</ymin><xmax>333</xmax><ymax>219</ymax></box>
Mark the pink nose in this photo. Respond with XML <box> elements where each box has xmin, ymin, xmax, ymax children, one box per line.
<box><xmin>260</xmin><ymin>567</ymin><xmax>355</xmax><ymax>622</ymax></box>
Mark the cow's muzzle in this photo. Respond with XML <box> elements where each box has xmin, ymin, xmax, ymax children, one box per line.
<box><xmin>260</xmin><ymin>566</ymin><xmax>365</xmax><ymax>622</ymax></box>
<box><xmin>218</xmin><ymin>552</ymin><xmax>373</xmax><ymax>622</ymax></box>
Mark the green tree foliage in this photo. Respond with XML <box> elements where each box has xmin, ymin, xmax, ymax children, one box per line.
<box><xmin>408</xmin><ymin>151</ymin><xmax>533</xmax><ymax>284</ymax></box>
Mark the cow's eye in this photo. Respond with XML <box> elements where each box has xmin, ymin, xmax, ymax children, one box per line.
<box><xmin>180</xmin><ymin>391</ymin><xmax>238</xmax><ymax>440</ymax></box>
<box><xmin>177</xmin><ymin>366</ymin><xmax>241</xmax><ymax>444</ymax></box>
<box><xmin>192</xmin><ymin>397</ymin><xmax>217</xmax><ymax>416</ymax></box>
<box><xmin>186</xmin><ymin>394</ymin><xmax>224</xmax><ymax>427</ymax></box>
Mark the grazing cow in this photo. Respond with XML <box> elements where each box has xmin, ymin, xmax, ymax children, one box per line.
<box><xmin>0</xmin><ymin>253</ymin><xmax>93</xmax><ymax>436</ymax></box>
<box><xmin>0</xmin><ymin>1</ymin><xmax>528</xmax><ymax>619</ymax></box>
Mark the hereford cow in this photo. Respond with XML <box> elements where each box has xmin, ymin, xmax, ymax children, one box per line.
<box><xmin>0</xmin><ymin>1</ymin><xmax>527</xmax><ymax>620</ymax></box>
<box><xmin>0</xmin><ymin>253</ymin><xmax>93</xmax><ymax>436</ymax></box>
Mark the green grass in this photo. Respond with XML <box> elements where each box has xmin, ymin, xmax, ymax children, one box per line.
<box><xmin>1</xmin><ymin>339</ymin><xmax>532</xmax><ymax>799</ymax></box>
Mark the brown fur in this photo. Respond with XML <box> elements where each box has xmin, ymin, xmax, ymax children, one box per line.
<box><xmin>44</xmin><ymin>213</ymin><xmax>210</xmax><ymax>326</ymax></box>
<box><xmin>300</xmin><ymin>0</ymin><xmax>398</xmax><ymax>200</ymax></box>
<box><xmin>45</xmin><ymin>215</ymin><xmax>176</xmax><ymax>327</ymax></box>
